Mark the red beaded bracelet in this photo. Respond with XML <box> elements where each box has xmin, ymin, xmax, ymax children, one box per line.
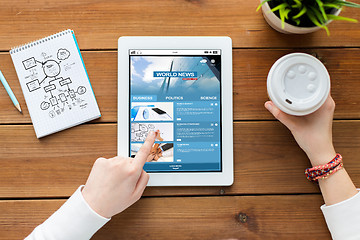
<box><xmin>312</xmin><ymin>163</ymin><xmax>343</xmax><ymax>181</ymax></box>
<box><xmin>305</xmin><ymin>154</ymin><xmax>343</xmax><ymax>182</ymax></box>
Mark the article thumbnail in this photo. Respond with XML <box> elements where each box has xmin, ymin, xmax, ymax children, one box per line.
<box><xmin>131</xmin><ymin>102</ymin><xmax>173</xmax><ymax>121</ymax></box>
<box><xmin>131</xmin><ymin>143</ymin><xmax>174</xmax><ymax>162</ymax></box>
<box><xmin>131</xmin><ymin>122</ymin><xmax>174</xmax><ymax>142</ymax></box>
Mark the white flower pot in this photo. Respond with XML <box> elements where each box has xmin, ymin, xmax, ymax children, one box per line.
<box><xmin>260</xmin><ymin>0</ymin><xmax>341</xmax><ymax>34</ymax></box>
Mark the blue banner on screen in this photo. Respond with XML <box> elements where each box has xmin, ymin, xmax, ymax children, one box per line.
<box><xmin>129</xmin><ymin>52</ymin><xmax>221</xmax><ymax>172</ymax></box>
<box><xmin>153</xmin><ymin>71</ymin><xmax>197</xmax><ymax>78</ymax></box>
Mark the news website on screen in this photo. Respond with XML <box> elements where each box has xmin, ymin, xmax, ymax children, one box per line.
<box><xmin>129</xmin><ymin>49</ymin><xmax>222</xmax><ymax>172</ymax></box>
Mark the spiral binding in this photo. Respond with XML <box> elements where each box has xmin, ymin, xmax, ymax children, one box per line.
<box><xmin>9</xmin><ymin>29</ymin><xmax>72</xmax><ymax>55</ymax></box>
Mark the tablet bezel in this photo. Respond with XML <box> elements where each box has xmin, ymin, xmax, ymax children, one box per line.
<box><xmin>118</xmin><ymin>36</ymin><xmax>233</xmax><ymax>186</ymax></box>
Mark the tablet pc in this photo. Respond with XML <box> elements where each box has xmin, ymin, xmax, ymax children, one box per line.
<box><xmin>118</xmin><ymin>37</ymin><xmax>233</xmax><ymax>186</ymax></box>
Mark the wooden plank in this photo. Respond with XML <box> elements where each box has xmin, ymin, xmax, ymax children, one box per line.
<box><xmin>0</xmin><ymin>195</ymin><xmax>331</xmax><ymax>239</ymax></box>
<box><xmin>0</xmin><ymin>121</ymin><xmax>359</xmax><ymax>198</ymax></box>
<box><xmin>234</xmin><ymin>49</ymin><xmax>360</xmax><ymax>120</ymax></box>
<box><xmin>1</xmin><ymin>48</ymin><xmax>360</xmax><ymax>123</ymax></box>
<box><xmin>1</xmin><ymin>0</ymin><xmax>360</xmax><ymax>50</ymax></box>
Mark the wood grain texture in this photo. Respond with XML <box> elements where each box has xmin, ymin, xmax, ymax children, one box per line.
<box><xmin>0</xmin><ymin>0</ymin><xmax>360</xmax><ymax>50</ymax></box>
<box><xmin>233</xmin><ymin>49</ymin><xmax>360</xmax><ymax>120</ymax></box>
<box><xmin>1</xmin><ymin>48</ymin><xmax>360</xmax><ymax>123</ymax></box>
<box><xmin>1</xmin><ymin>0</ymin><xmax>358</xmax><ymax>237</ymax></box>
<box><xmin>0</xmin><ymin>195</ymin><xmax>331</xmax><ymax>240</ymax></box>
<box><xmin>1</xmin><ymin>121</ymin><xmax>359</xmax><ymax>198</ymax></box>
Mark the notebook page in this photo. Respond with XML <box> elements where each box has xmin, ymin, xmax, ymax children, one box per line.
<box><xmin>10</xmin><ymin>30</ymin><xmax>101</xmax><ymax>138</ymax></box>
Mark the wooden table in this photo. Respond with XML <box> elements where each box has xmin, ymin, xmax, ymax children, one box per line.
<box><xmin>1</xmin><ymin>1</ymin><xmax>360</xmax><ymax>239</ymax></box>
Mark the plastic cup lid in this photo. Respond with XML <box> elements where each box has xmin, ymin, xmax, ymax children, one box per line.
<box><xmin>267</xmin><ymin>53</ymin><xmax>330</xmax><ymax>116</ymax></box>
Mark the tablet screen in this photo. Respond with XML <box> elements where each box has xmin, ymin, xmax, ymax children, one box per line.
<box><xmin>129</xmin><ymin>49</ymin><xmax>221</xmax><ymax>172</ymax></box>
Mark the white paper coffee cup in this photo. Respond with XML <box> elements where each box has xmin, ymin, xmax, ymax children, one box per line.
<box><xmin>267</xmin><ymin>53</ymin><xmax>330</xmax><ymax>116</ymax></box>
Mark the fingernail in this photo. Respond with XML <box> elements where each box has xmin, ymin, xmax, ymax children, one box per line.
<box><xmin>265</xmin><ymin>102</ymin><xmax>272</xmax><ymax>111</ymax></box>
<box><xmin>149</xmin><ymin>131</ymin><xmax>155</xmax><ymax>137</ymax></box>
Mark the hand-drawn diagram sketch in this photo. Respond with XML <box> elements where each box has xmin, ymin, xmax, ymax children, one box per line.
<box><xmin>22</xmin><ymin>48</ymin><xmax>87</xmax><ymax>118</ymax></box>
<box><xmin>131</xmin><ymin>122</ymin><xmax>174</xmax><ymax>142</ymax></box>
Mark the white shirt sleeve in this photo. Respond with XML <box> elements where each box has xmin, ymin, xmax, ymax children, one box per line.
<box><xmin>25</xmin><ymin>185</ymin><xmax>110</xmax><ymax>240</ymax></box>
<box><xmin>321</xmin><ymin>189</ymin><xmax>360</xmax><ymax>240</ymax></box>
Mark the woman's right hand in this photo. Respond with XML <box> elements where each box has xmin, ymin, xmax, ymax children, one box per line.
<box><xmin>264</xmin><ymin>95</ymin><xmax>336</xmax><ymax>166</ymax></box>
<box><xmin>265</xmin><ymin>94</ymin><xmax>358</xmax><ymax>206</ymax></box>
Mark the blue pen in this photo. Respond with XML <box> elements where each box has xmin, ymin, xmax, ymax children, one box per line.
<box><xmin>0</xmin><ymin>70</ymin><xmax>22</xmax><ymax>113</ymax></box>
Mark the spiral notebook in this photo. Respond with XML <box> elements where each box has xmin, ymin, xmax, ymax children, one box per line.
<box><xmin>10</xmin><ymin>29</ymin><xmax>101</xmax><ymax>138</ymax></box>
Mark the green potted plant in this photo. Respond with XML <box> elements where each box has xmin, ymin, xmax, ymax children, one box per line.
<box><xmin>257</xmin><ymin>0</ymin><xmax>360</xmax><ymax>35</ymax></box>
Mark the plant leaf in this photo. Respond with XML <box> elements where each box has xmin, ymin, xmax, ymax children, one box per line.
<box><xmin>309</xmin><ymin>5</ymin><xmax>326</xmax><ymax>24</ymax></box>
<box><xmin>270</xmin><ymin>3</ymin><xmax>289</xmax><ymax>13</ymax></box>
<box><xmin>323</xmin><ymin>3</ymin><xmax>341</xmax><ymax>9</ymax></box>
<box><xmin>327</xmin><ymin>14</ymin><xmax>358</xmax><ymax>23</ymax></box>
<box><xmin>256</xmin><ymin>0</ymin><xmax>271</xmax><ymax>12</ymax></box>
<box><xmin>315</xmin><ymin>0</ymin><xmax>328</xmax><ymax>22</ymax></box>
<box><xmin>291</xmin><ymin>0</ymin><xmax>302</xmax><ymax>8</ymax></box>
<box><xmin>292</xmin><ymin>6</ymin><xmax>307</xmax><ymax>19</ymax></box>
<box><xmin>307</xmin><ymin>9</ymin><xmax>330</xmax><ymax>36</ymax></box>
<box><xmin>332</xmin><ymin>0</ymin><xmax>360</xmax><ymax>8</ymax></box>
<box><xmin>293</xmin><ymin>18</ymin><xmax>301</xmax><ymax>25</ymax></box>
<box><xmin>280</xmin><ymin>7</ymin><xmax>286</xmax><ymax>28</ymax></box>
<box><xmin>256</xmin><ymin>0</ymin><xmax>360</xmax><ymax>34</ymax></box>
<box><xmin>283</xmin><ymin>8</ymin><xmax>291</xmax><ymax>19</ymax></box>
